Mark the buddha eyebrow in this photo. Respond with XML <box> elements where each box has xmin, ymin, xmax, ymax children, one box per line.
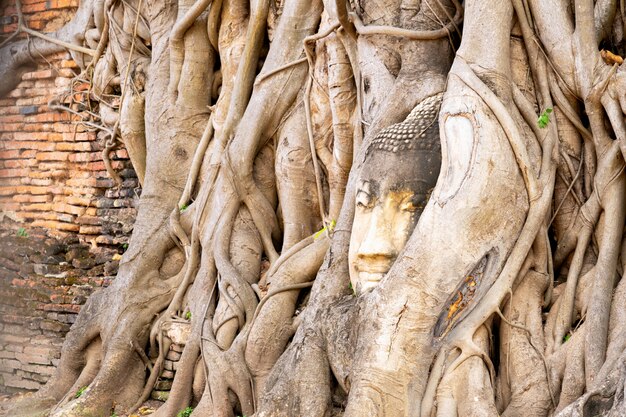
<box><xmin>388</xmin><ymin>183</ymin><xmax>415</xmax><ymax>193</ymax></box>
<box><xmin>388</xmin><ymin>179</ymin><xmax>432</xmax><ymax>193</ymax></box>
<box><xmin>357</xmin><ymin>179</ymin><xmax>379</xmax><ymax>195</ymax></box>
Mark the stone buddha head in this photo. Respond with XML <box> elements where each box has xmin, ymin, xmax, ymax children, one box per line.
<box><xmin>348</xmin><ymin>93</ymin><xmax>443</xmax><ymax>294</ymax></box>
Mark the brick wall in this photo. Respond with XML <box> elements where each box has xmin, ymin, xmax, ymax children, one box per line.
<box><xmin>1</xmin><ymin>0</ymin><xmax>78</xmax><ymax>34</ymax></box>
<box><xmin>0</xmin><ymin>54</ymin><xmax>138</xmax><ymax>241</ymax></box>
<box><xmin>0</xmin><ymin>227</ymin><xmax>121</xmax><ymax>393</ymax></box>
<box><xmin>0</xmin><ymin>0</ymin><xmax>139</xmax><ymax>394</ymax></box>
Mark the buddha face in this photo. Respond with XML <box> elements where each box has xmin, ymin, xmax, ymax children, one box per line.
<box><xmin>348</xmin><ymin>152</ymin><xmax>435</xmax><ymax>294</ymax></box>
<box><xmin>348</xmin><ymin>184</ymin><xmax>419</xmax><ymax>294</ymax></box>
<box><xmin>348</xmin><ymin>93</ymin><xmax>442</xmax><ymax>294</ymax></box>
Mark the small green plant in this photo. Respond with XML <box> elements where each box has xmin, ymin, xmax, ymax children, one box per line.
<box><xmin>314</xmin><ymin>219</ymin><xmax>336</xmax><ymax>240</ymax></box>
<box><xmin>177</xmin><ymin>407</ymin><xmax>194</xmax><ymax>417</ymax></box>
<box><xmin>122</xmin><ymin>243</ymin><xmax>128</xmax><ymax>250</ymax></box>
<box><xmin>349</xmin><ymin>282</ymin><xmax>355</xmax><ymax>294</ymax></box>
<box><xmin>110</xmin><ymin>412</ymin><xmax>118</xmax><ymax>417</ymax></box>
<box><xmin>563</xmin><ymin>333</ymin><xmax>571</xmax><ymax>343</ymax></box>
<box><xmin>179</xmin><ymin>203</ymin><xmax>189</xmax><ymax>212</ymax></box>
<box><xmin>16</xmin><ymin>227</ymin><xmax>28</xmax><ymax>237</ymax></box>
<box><xmin>75</xmin><ymin>386</ymin><xmax>87</xmax><ymax>398</ymax></box>
<box><xmin>537</xmin><ymin>107</ymin><xmax>553</xmax><ymax>128</ymax></box>
<box><xmin>185</xmin><ymin>311</ymin><xmax>192</xmax><ymax>320</ymax></box>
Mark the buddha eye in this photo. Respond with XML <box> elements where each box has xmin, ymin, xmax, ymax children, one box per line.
<box><xmin>399</xmin><ymin>195</ymin><xmax>420</xmax><ymax>212</ymax></box>
<box><xmin>356</xmin><ymin>190</ymin><xmax>374</xmax><ymax>209</ymax></box>
<box><xmin>399</xmin><ymin>200</ymin><xmax>416</xmax><ymax>212</ymax></box>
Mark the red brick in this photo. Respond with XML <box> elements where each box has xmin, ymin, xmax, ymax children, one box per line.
<box><xmin>5</xmin><ymin>159</ymin><xmax>37</xmax><ymax>168</ymax></box>
<box><xmin>27</xmin><ymin>178</ymin><xmax>54</xmax><ymax>186</ymax></box>
<box><xmin>68</xmin><ymin>152</ymin><xmax>101</xmax><ymax>163</ymax></box>
<box><xmin>28</xmin><ymin>170</ymin><xmax>66</xmax><ymax>179</ymax></box>
<box><xmin>35</xmin><ymin>152</ymin><xmax>69</xmax><ymax>161</ymax></box>
<box><xmin>62</xmin><ymin>132</ymin><xmax>94</xmax><ymax>141</ymax></box>
<box><xmin>0</xmin><ymin>123</ymin><xmax>24</xmax><ymax>131</ymax></box>
<box><xmin>4</xmin><ymin>141</ymin><xmax>55</xmax><ymax>151</ymax></box>
<box><xmin>27</xmin><ymin>20</ymin><xmax>46</xmax><ymax>30</ymax></box>
<box><xmin>57</xmin><ymin>142</ymin><xmax>94</xmax><ymax>152</ymax></box>
<box><xmin>21</xmin><ymin>69</ymin><xmax>55</xmax><ymax>81</ymax></box>
<box><xmin>20</xmin><ymin>150</ymin><xmax>37</xmax><ymax>158</ymax></box>
<box><xmin>0</xmin><ymin>106</ymin><xmax>20</xmax><ymax>115</ymax></box>
<box><xmin>40</xmin><ymin>303</ymin><xmax>80</xmax><ymax>313</ymax></box>
<box><xmin>0</xmin><ymin>150</ymin><xmax>20</xmax><ymax>159</ymax></box>
<box><xmin>115</xmin><ymin>149</ymin><xmax>129</xmax><ymax>159</ymax></box>
<box><xmin>0</xmin><ymin>114</ymin><xmax>23</xmax><ymax>123</ymax></box>
<box><xmin>84</xmin><ymin>161</ymin><xmax>106</xmax><ymax>171</ymax></box>
<box><xmin>1</xmin><ymin>24</ymin><xmax>17</xmax><ymax>34</ymax></box>
<box><xmin>0</xmin><ymin>178</ymin><xmax>21</xmax><ymax>188</ymax></box>
<box><xmin>47</xmin><ymin>0</ymin><xmax>79</xmax><ymax>8</ymax></box>
<box><xmin>57</xmin><ymin>68</ymin><xmax>76</xmax><ymax>78</ymax></box>
<box><xmin>59</xmin><ymin>60</ymin><xmax>77</xmax><ymax>69</ymax></box>
<box><xmin>26</xmin><ymin>113</ymin><xmax>68</xmax><ymax>123</ymax></box>
<box><xmin>0</xmin><ymin>186</ymin><xmax>49</xmax><ymax>195</ymax></box>
<box><xmin>0</xmin><ymin>168</ymin><xmax>25</xmax><ymax>177</ymax></box>
<box><xmin>79</xmin><ymin>225</ymin><xmax>101</xmax><ymax>235</ymax></box>
<box><xmin>15</xmin><ymin>212</ymin><xmax>59</xmax><ymax>221</ymax></box>
<box><xmin>76</xmin><ymin>215</ymin><xmax>101</xmax><ymax>225</ymax></box>
<box><xmin>31</xmin><ymin>220</ymin><xmax>79</xmax><ymax>232</ymax></box>
<box><xmin>65</xmin><ymin>196</ymin><xmax>94</xmax><ymax>206</ymax></box>
<box><xmin>35</xmin><ymin>162</ymin><xmax>67</xmax><ymax>170</ymax></box>
<box><xmin>12</xmin><ymin>194</ymin><xmax>52</xmax><ymax>203</ymax></box>
<box><xmin>20</xmin><ymin>203</ymin><xmax>53</xmax><ymax>211</ymax></box>
<box><xmin>21</xmin><ymin>2</ymin><xmax>47</xmax><ymax>13</ymax></box>
<box><xmin>0</xmin><ymin>203</ymin><xmax>20</xmax><ymax>211</ymax></box>
<box><xmin>14</xmin><ymin>132</ymin><xmax>50</xmax><ymax>141</ymax></box>
<box><xmin>52</xmin><ymin>202</ymin><xmax>85</xmax><ymax>216</ymax></box>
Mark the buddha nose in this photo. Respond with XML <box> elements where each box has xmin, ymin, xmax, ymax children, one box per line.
<box><xmin>357</xmin><ymin>206</ymin><xmax>397</xmax><ymax>262</ymax></box>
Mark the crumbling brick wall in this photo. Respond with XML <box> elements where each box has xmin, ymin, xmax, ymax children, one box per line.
<box><xmin>0</xmin><ymin>228</ymin><xmax>121</xmax><ymax>393</ymax></box>
<box><xmin>0</xmin><ymin>0</ymin><xmax>138</xmax><ymax>394</ymax></box>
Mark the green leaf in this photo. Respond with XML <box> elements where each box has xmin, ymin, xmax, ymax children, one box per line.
<box><xmin>75</xmin><ymin>386</ymin><xmax>87</xmax><ymax>398</ymax></box>
<box><xmin>537</xmin><ymin>108</ymin><xmax>553</xmax><ymax>129</ymax></box>
<box><xmin>16</xmin><ymin>227</ymin><xmax>28</xmax><ymax>237</ymax></box>
<box><xmin>185</xmin><ymin>311</ymin><xmax>192</xmax><ymax>320</ymax></box>
<box><xmin>179</xmin><ymin>203</ymin><xmax>189</xmax><ymax>212</ymax></box>
<box><xmin>314</xmin><ymin>220</ymin><xmax>336</xmax><ymax>240</ymax></box>
<box><xmin>314</xmin><ymin>226</ymin><xmax>327</xmax><ymax>240</ymax></box>
<box><xmin>563</xmin><ymin>333</ymin><xmax>571</xmax><ymax>343</ymax></box>
<box><xmin>177</xmin><ymin>407</ymin><xmax>194</xmax><ymax>417</ymax></box>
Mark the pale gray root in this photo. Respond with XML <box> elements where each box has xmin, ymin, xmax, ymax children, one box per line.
<box><xmin>245</xmin><ymin>236</ymin><xmax>330</xmax><ymax>397</ymax></box>
<box><xmin>323</xmin><ymin>31</ymin><xmax>357</xmax><ymax>219</ymax></box>
<box><xmin>274</xmin><ymin>104</ymin><xmax>323</xmax><ymax>250</ymax></box>
<box><xmin>499</xmin><ymin>269</ymin><xmax>552</xmax><ymax>416</ymax></box>
<box><xmin>435</xmin><ymin>325</ymin><xmax>498</xmax><ymax>417</ymax></box>
<box><xmin>120</xmin><ymin>90</ymin><xmax>147</xmax><ymax>185</ymax></box>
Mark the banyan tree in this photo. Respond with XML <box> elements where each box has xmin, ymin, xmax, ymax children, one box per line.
<box><xmin>2</xmin><ymin>0</ymin><xmax>626</xmax><ymax>415</ymax></box>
